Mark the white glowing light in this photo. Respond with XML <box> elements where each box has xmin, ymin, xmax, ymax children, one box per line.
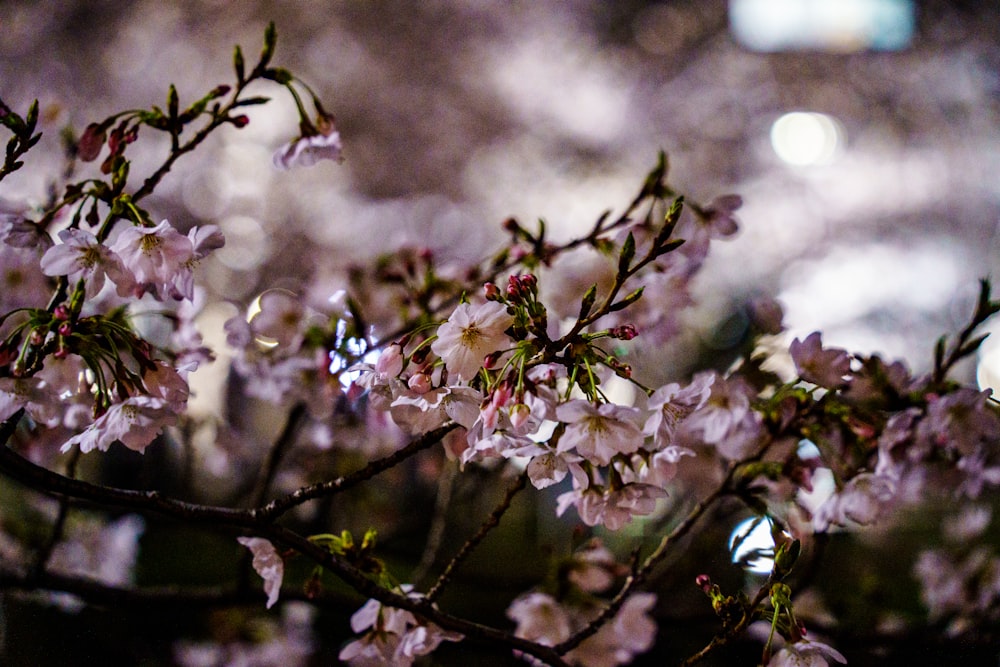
<box><xmin>730</xmin><ymin>0</ymin><xmax>914</xmax><ymax>53</ymax></box>
<box><xmin>770</xmin><ymin>112</ymin><xmax>844</xmax><ymax>166</ymax></box>
<box><xmin>729</xmin><ymin>517</ymin><xmax>777</xmax><ymax>574</ymax></box>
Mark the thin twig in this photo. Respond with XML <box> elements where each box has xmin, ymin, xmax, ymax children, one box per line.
<box><xmin>426</xmin><ymin>470</ymin><xmax>528</xmax><ymax>603</ymax></box>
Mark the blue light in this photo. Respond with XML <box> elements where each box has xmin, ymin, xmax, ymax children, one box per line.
<box><xmin>729</xmin><ymin>0</ymin><xmax>915</xmax><ymax>53</ymax></box>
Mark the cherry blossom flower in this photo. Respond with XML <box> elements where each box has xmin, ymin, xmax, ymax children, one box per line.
<box><xmin>339</xmin><ymin>587</ymin><xmax>462</xmax><ymax>666</ymax></box>
<box><xmin>0</xmin><ymin>376</ymin><xmax>61</xmax><ymax>428</ymax></box>
<box><xmin>566</xmin><ymin>539</ymin><xmax>620</xmax><ymax>593</ymax></box>
<box><xmin>251</xmin><ymin>290</ymin><xmax>308</xmax><ymax>348</ymax></box>
<box><xmin>556</xmin><ymin>400</ymin><xmax>644</xmax><ymax>466</ymax></box>
<box><xmin>40</xmin><ymin>227</ymin><xmax>131</xmax><ymax>295</ymax></box>
<box><xmin>390</xmin><ymin>385</ymin><xmax>482</xmax><ymax>435</ymax></box>
<box><xmin>237</xmin><ymin>536</ymin><xmax>284</xmax><ymax>609</ymax></box>
<box><xmin>576</xmin><ymin>482</ymin><xmax>669</xmax><ymax>531</ymax></box>
<box><xmin>523</xmin><ymin>448</ymin><xmax>583</xmax><ymax>489</ymax></box>
<box><xmin>60</xmin><ymin>395</ymin><xmax>177</xmax><ymax>454</ymax></box>
<box><xmin>789</xmin><ymin>332</ymin><xmax>851</xmax><ymax>389</ymax></box>
<box><xmin>919</xmin><ymin>388</ymin><xmax>1000</xmax><ymax>457</ymax></box>
<box><xmin>678</xmin><ymin>373</ymin><xmax>757</xmax><ymax>451</ymax></box>
<box><xmin>110</xmin><ymin>219</ymin><xmax>195</xmax><ymax>301</ymax></box>
<box><xmin>700</xmin><ymin>194</ymin><xmax>742</xmax><ymax>238</ymax></box>
<box><xmin>507</xmin><ymin>590</ymin><xmax>658</xmax><ymax>667</ymax></box>
<box><xmin>768</xmin><ymin>639</ymin><xmax>847</xmax><ymax>667</ymax></box>
<box><xmin>507</xmin><ymin>592</ymin><xmax>573</xmax><ymax>648</ymax></box>
<box><xmin>570</xmin><ymin>592</ymin><xmax>658</xmax><ymax>667</ymax></box>
<box><xmin>430</xmin><ymin>300</ymin><xmax>514</xmax><ymax>381</ymax></box>
<box><xmin>644</xmin><ymin>372</ymin><xmax>713</xmax><ymax>449</ymax></box>
<box><xmin>813</xmin><ymin>472</ymin><xmax>895</xmax><ymax>532</ymax></box>
<box><xmin>273</xmin><ymin>131</ymin><xmax>343</xmax><ymax>170</ymax></box>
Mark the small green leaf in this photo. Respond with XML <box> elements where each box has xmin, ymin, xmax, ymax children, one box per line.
<box><xmin>578</xmin><ymin>284</ymin><xmax>598</xmax><ymax>320</ymax></box>
<box><xmin>260</xmin><ymin>22</ymin><xmax>277</xmax><ymax>68</ymax></box>
<box><xmin>607</xmin><ymin>286</ymin><xmax>644</xmax><ymax>313</ymax></box>
<box><xmin>167</xmin><ymin>84</ymin><xmax>179</xmax><ymax>122</ymax></box>
<box><xmin>618</xmin><ymin>232</ymin><xmax>635</xmax><ymax>275</ymax></box>
<box><xmin>233</xmin><ymin>44</ymin><xmax>245</xmax><ymax>84</ymax></box>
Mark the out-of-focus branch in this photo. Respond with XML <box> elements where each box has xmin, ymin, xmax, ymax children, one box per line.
<box><xmin>426</xmin><ymin>469</ymin><xmax>528</xmax><ymax>603</ymax></box>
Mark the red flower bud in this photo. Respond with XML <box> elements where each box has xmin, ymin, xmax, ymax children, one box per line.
<box><xmin>77</xmin><ymin>123</ymin><xmax>106</xmax><ymax>162</ymax></box>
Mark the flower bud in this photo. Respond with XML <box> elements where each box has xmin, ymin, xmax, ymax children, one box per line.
<box><xmin>375</xmin><ymin>343</ymin><xmax>404</xmax><ymax>379</ymax></box>
<box><xmin>483</xmin><ymin>282</ymin><xmax>501</xmax><ymax>301</ymax></box>
<box><xmin>231</xmin><ymin>115</ymin><xmax>250</xmax><ymax>128</ymax></box>
<box><xmin>58</xmin><ymin>322</ymin><xmax>72</xmax><ymax>337</ymax></box>
<box><xmin>483</xmin><ymin>350</ymin><xmax>503</xmax><ymax>370</ymax></box>
<box><xmin>77</xmin><ymin>123</ymin><xmax>106</xmax><ymax>162</ymax></box>
<box><xmin>610</xmin><ymin>324</ymin><xmax>638</xmax><ymax>340</ymax></box>
<box><xmin>408</xmin><ymin>372</ymin><xmax>432</xmax><ymax>394</ymax></box>
<box><xmin>509</xmin><ymin>403</ymin><xmax>531</xmax><ymax>428</ymax></box>
<box><xmin>53</xmin><ymin>304</ymin><xmax>71</xmax><ymax>321</ymax></box>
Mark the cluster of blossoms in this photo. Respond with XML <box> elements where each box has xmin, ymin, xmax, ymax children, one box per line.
<box><xmin>4</xmin><ymin>24</ymin><xmax>1000</xmax><ymax>667</ymax></box>
<box><xmin>339</xmin><ymin>586</ymin><xmax>463</xmax><ymax>666</ymax></box>
<box><xmin>0</xmin><ymin>213</ymin><xmax>221</xmax><ymax>458</ymax></box>
<box><xmin>507</xmin><ymin>540</ymin><xmax>658</xmax><ymax>667</ymax></box>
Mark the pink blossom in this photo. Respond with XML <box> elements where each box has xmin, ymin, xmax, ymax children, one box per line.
<box><xmin>576</xmin><ymin>483</ymin><xmax>669</xmax><ymax>531</ymax></box>
<box><xmin>110</xmin><ymin>219</ymin><xmax>195</xmax><ymax>300</ymax></box>
<box><xmin>680</xmin><ymin>373</ymin><xmax>753</xmax><ymax>446</ymax></box>
<box><xmin>768</xmin><ymin>638</ymin><xmax>847</xmax><ymax>667</ymax></box>
<box><xmin>789</xmin><ymin>332</ymin><xmax>851</xmax><ymax>389</ymax></box>
<box><xmin>273</xmin><ymin>131</ymin><xmax>343</xmax><ymax>169</ymax></box>
<box><xmin>813</xmin><ymin>473</ymin><xmax>895</xmax><ymax>532</ymax></box>
<box><xmin>340</xmin><ymin>586</ymin><xmax>462</xmax><ymax>666</ymax></box>
<box><xmin>556</xmin><ymin>400</ymin><xmax>644</xmax><ymax>466</ymax></box>
<box><xmin>60</xmin><ymin>395</ymin><xmax>177</xmax><ymax>454</ymax></box>
<box><xmin>40</xmin><ymin>227</ymin><xmax>130</xmax><ymax>295</ymax></box>
<box><xmin>237</xmin><ymin>537</ymin><xmax>284</xmax><ymax>609</ymax></box>
<box><xmin>507</xmin><ymin>592</ymin><xmax>573</xmax><ymax>647</ymax></box>
<box><xmin>252</xmin><ymin>290</ymin><xmax>307</xmax><ymax>348</ymax></box>
<box><xmin>0</xmin><ymin>377</ymin><xmax>61</xmax><ymax>428</ymax></box>
<box><xmin>643</xmin><ymin>372</ymin><xmax>713</xmax><ymax>449</ymax></box>
<box><xmin>571</xmin><ymin>592</ymin><xmax>658</xmax><ymax>667</ymax></box>
<box><xmin>431</xmin><ymin>301</ymin><xmax>514</xmax><ymax>381</ymax></box>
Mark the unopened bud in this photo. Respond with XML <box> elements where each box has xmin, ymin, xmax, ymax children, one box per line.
<box><xmin>408</xmin><ymin>372</ymin><xmax>432</xmax><ymax>394</ymax></box>
<box><xmin>53</xmin><ymin>305</ymin><xmax>71</xmax><ymax>321</ymax></box>
<box><xmin>610</xmin><ymin>325</ymin><xmax>638</xmax><ymax>340</ymax></box>
<box><xmin>375</xmin><ymin>343</ymin><xmax>404</xmax><ymax>379</ymax></box>
<box><xmin>77</xmin><ymin>122</ymin><xmax>106</xmax><ymax>162</ymax></box>
<box><xmin>211</xmin><ymin>84</ymin><xmax>232</xmax><ymax>98</ymax></box>
<box><xmin>695</xmin><ymin>574</ymin><xmax>712</xmax><ymax>591</ymax></box>
<box><xmin>231</xmin><ymin>114</ymin><xmax>250</xmax><ymax>128</ymax></box>
<box><xmin>510</xmin><ymin>403</ymin><xmax>531</xmax><ymax>428</ymax></box>
<box><xmin>483</xmin><ymin>282</ymin><xmax>501</xmax><ymax>301</ymax></box>
<box><xmin>483</xmin><ymin>350</ymin><xmax>503</xmax><ymax>370</ymax></box>
<box><xmin>57</xmin><ymin>322</ymin><xmax>72</xmax><ymax>337</ymax></box>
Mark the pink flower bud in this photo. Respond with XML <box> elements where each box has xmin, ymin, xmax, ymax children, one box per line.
<box><xmin>77</xmin><ymin>123</ymin><xmax>106</xmax><ymax>162</ymax></box>
<box><xmin>58</xmin><ymin>322</ymin><xmax>72</xmax><ymax>337</ymax></box>
<box><xmin>231</xmin><ymin>115</ymin><xmax>250</xmax><ymax>128</ymax></box>
<box><xmin>407</xmin><ymin>372</ymin><xmax>432</xmax><ymax>394</ymax></box>
<box><xmin>509</xmin><ymin>403</ymin><xmax>531</xmax><ymax>428</ymax></box>
<box><xmin>610</xmin><ymin>324</ymin><xmax>638</xmax><ymax>340</ymax></box>
<box><xmin>483</xmin><ymin>350</ymin><xmax>503</xmax><ymax>369</ymax></box>
<box><xmin>695</xmin><ymin>574</ymin><xmax>712</xmax><ymax>591</ymax></box>
<box><xmin>483</xmin><ymin>282</ymin><xmax>501</xmax><ymax>301</ymax></box>
<box><xmin>375</xmin><ymin>343</ymin><xmax>404</xmax><ymax>379</ymax></box>
<box><xmin>53</xmin><ymin>305</ymin><xmax>71</xmax><ymax>321</ymax></box>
